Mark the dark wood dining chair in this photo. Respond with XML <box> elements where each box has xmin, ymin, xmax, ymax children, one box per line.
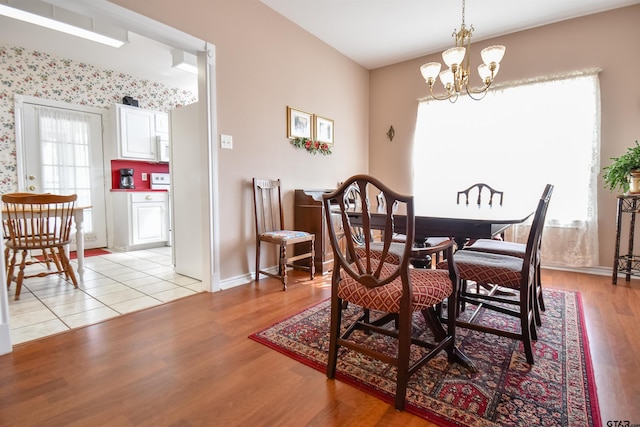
<box><xmin>3</xmin><ymin>193</ymin><xmax>78</xmax><ymax>299</ymax></box>
<box><xmin>437</xmin><ymin>184</ymin><xmax>553</xmax><ymax>364</ymax></box>
<box><xmin>462</xmin><ymin>184</ymin><xmax>553</xmax><ymax>325</ymax></box>
<box><xmin>252</xmin><ymin>178</ymin><xmax>315</xmax><ymax>290</ymax></box>
<box><xmin>322</xmin><ymin>174</ymin><xmax>461</xmax><ymax>410</ymax></box>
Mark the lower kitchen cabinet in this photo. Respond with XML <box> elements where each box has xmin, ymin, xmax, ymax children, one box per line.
<box><xmin>112</xmin><ymin>192</ymin><xmax>169</xmax><ymax>250</ymax></box>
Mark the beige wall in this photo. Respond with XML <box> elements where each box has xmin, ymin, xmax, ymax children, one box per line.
<box><xmin>369</xmin><ymin>5</ymin><xmax>640</xmax><ymax>268</ymax></box>
<box><xmin>110</xmin><ymin>0</ymin><xmax>369</xmax><ymax>281</ymax></box>
<box><xmin>111</xmin><ymin>1</ymin><xmax>640</xmax><ymax>276</ymax></box>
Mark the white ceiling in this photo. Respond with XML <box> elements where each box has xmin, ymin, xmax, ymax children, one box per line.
<box><xmin>261</xmin><ymin>0</ymin><xmax>640</xmax><ymax>69</ymax></box>
<box><xmin>0</xmin><ymin>14</ymin><xmax>198</xmax><ymax>94</ymax></box>
<box><xmin>1</xmin><ymin>0</ymin><xmax>637</xmax><ymax>89</ymax></box>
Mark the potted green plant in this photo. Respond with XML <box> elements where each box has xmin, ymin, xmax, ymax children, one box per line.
<box><xmin>603</xmin><ymin>140</ymin><xmax>640</xmax><ymax>194</ymax></box>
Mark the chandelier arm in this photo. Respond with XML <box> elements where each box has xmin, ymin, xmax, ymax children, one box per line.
<box><xmin>464</xmin><ymin>84</ymin><xmax>490</xmax><ymax>101</ymax></box>
<box><xmin>428</xmin><ymin>86</ymin><xmax>455</xmax><ymax>101</ymax></box>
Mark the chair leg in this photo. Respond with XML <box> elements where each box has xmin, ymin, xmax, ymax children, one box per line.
<box><xmin>326</xmin><ymin>295</ymin><xmax>342</xmax><ymax>379</ymax></box>
<box><xmin>520</xmin><ymin>286</ymin><xmax>535</xmax><ymax>364</ymax></box>
<box><xmin>255</xmin><ymin>242</ymin><xmax>261</xmax><ymax>281</ymax></box>
<box><xmin>280</xmin><ymin>245</ymin><xmax>288</xmax><ymax>290</ymax></box>
<box><xmin>57</xmin><ymin>247</ymin><xmax>78</xmax><ymax>287</ymax></box>
<box><xmin>48</xmin><ymin>249</ymin><xmax>65</xmax><ymax>278</ymax></box>
<box><xmin>14</xmin><ymin>250</ymin><xmax>28</xmax><ymax>300</ymax></box>
<box><xmin>394</xmin><ymin>310</ymin><xmax>411</xmax><ymax>410</ymax></box>
<box><xmin>6</xmin><ymin>250</ymin><xmax>16</xmax><ymax>291</ymax></box>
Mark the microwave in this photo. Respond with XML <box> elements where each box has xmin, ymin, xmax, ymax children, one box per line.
<box><xmin>157</xmin><ymin>136</ymin><xmax>170</xmax><ymax>163</ymax></box>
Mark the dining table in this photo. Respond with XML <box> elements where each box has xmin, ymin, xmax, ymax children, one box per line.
<box><xmin>348</xmin><ymin>198</ymin><xmax>535</xmax><ymax>249</ymax></box>
<box><xmin>2</xmin><ymin>205</ymin><xmax>92</xmax><ymax>281</ymax></box>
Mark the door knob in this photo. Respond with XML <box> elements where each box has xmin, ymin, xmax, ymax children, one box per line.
<box><xmin>28</xmin><ymin>185</ymin><xmax>36</xmax><ymax>191</ymax></box>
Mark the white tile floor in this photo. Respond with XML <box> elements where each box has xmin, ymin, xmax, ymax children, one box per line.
<box><xmin>6</xmin><ymin>246</ymin><xmax>203</xmax><ymax>345</ymax></box>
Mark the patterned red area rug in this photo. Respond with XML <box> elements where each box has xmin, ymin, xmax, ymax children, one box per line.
<box><xmin>249</xmin><ymin>289</ymin><xmax>601</xmax><ymax>427</ymax></box>
<box><xmin>35</xmin><ymin>248</ymin><xmax>111</xmax><ymax>260</ymax></box>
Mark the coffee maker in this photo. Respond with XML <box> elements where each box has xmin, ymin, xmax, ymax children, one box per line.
<box><xmin>119</xmin><ymin>168</ymin><xmax>135</xmax><ymax>189</ymax></box>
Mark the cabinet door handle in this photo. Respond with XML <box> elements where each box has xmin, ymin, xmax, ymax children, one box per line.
<box><xmin>145</xmin><ymin>195</ymin><xmax>152</xmax><ymax>200</ymax></box>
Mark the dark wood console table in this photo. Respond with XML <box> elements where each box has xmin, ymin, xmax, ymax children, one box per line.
<box><xmin>294</xmin><ymin>189</ymin><xmax>336</xmax><ymax>274</ymax></box>
<box><xmin>613</xmin><ymin>194</ymin><xmax>640</xmax><ymax>284</ymax></box>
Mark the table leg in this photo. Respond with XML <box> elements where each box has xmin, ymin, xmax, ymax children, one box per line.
<box><xmin>74</xmin><ymin>209</ymin><xmax>85</xmax><ymax>281</ymax></box>
<box><xmin>613</xmin><ymin>197</ymin><xmax>623</xmax><ymax>284</ymax></box>
<box><xmin>422</xmin><ymin>306</ymin><xmax>478</xmax><ymax>373</ymax></box>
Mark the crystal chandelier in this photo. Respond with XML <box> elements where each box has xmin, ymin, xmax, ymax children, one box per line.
<box><xmin>420</xmin><ymin>0</ymin><xmax>505</xmax><ymax>102</ymax></box>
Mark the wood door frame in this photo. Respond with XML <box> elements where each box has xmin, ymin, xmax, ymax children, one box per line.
<box><xmin>0</xmin><ymin>0</ymin><xmax>220</xmax><ymax>355</ymax></box>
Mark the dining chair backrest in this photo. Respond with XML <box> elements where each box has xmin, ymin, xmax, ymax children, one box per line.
<box><xmin>252</xmin><ymin>178</ymin><xmax>285</xmax><ymax>235</ymax></box>
<box><xmin>457</xmin><ymin>183</ymin><xmax>504</xmax><ymax>206</ymax></box>
<box><xmin>323</xmin><ymin>174</ymin><xmax>415</xmax><ymax>288</ymax></box>
<box><xmin>520</xmin><ymin>184</ymin><xmax>554</xmax><ymax>283</ymax></box>
<box><xmin>2</xmin><ymin>193</ymin><xmax>77</xmax><ymax>248</ymax></box>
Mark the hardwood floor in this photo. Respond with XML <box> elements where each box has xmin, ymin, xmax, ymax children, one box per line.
<box><xmin>0</xmin><ymin>268</ymin><xmax>638</xmax><ymax>426</ymax></box>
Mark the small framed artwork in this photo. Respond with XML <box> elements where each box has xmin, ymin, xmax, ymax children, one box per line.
<box><xmin>286</xmin><ymin>106</ymin><xmax>313</xmax><ymax>139</ymax></box>
<box><xmin>315</xmin><ymin>115</ymin><xmax>334</xmax><ymax>145</ymax></box>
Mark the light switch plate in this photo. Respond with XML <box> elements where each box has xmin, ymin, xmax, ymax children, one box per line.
<box><xmin>221</xmin><ymin>134</ymin><xmax>233</xmax><ymax>149</ymax></box>
<box><xmin>142</xmin><ymin>172</ymin><xmax>148</xmax><ymax>181</ymax></box>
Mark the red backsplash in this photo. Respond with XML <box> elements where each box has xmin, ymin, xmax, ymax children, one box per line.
<box><xmin>111</xmin><ymin>160</ymin><xmax>169</xmax><ymax>191</ymax></box>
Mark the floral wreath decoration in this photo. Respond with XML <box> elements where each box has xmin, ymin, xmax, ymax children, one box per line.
<box><xmin>291</xmin><ymin>137</ymin><xmax>332</xmax><ymax>155</ymax></box>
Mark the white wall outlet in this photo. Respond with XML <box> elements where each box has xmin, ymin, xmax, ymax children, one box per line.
<box><xmin>221</xmin><ymin>134</ymin><xmax>233</xmax><ymax>149</ymax></box>
<box><xmin>142</xmin><ymin>172</ymin><xmax>148</xmax><ymax>181</ymax></box>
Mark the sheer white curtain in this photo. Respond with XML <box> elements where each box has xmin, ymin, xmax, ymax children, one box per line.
<box><xmin>36</xmin><ymin>106</ymin><xmax>95</xmax><ymax>237</ymax></box>
<box><xmin>412</xmin><ymin>71</ymin><xmax>601</xmax><ymax>267</ymax></box>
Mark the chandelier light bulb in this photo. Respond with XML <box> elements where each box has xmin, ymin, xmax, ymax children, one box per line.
<box><xmin>442</xmin><ymin>47</ymin><xmax>465</xmax><ymax>68</ymax></box>
<box><xmin>481</xmin><ymin>45</ymin><xmax>506</xmax><ymax>66</ymax></box>
<box><xmin>420</xmin><ymin>62</ymin><xmax>442</xmax><ymax>82</ymax></box>
<box><xmin>439</xmin><ymin>69</ymin><xmax>454</xmax><ymax>88</ymax></box>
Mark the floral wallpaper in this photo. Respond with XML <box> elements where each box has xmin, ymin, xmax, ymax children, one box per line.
<box><xmin>0</xmin><ymin>44</ymin><xmax>197</xmax><ymax>194</ymax></box>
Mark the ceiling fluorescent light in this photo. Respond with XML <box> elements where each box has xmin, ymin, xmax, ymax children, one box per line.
<box><xmin>0</xmin><ymin>1</ymin><xmax>128</xmax><ymax>48</ymax></box>
<box><xmin>171</xmin><ymin>49</ymin><xmax>198</xmax><ymax>74</ymax></box>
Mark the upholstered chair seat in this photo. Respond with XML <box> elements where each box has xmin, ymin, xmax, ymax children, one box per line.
<box><xmin>338</xmin><ymin>259</ymin><xmax>453</xmax><ymax>313</ymax></box>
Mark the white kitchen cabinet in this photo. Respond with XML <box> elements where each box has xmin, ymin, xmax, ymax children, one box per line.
<box><xmin>111</xmin><ymin>192</ymin><xmax>169</xmax><ymax>250</ymax></box>
<box><xmin>114</xmin><ymin>104</ymin><xmax>170</xmax><ymax>162</ymax></box>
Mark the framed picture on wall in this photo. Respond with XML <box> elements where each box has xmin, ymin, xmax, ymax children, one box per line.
<box><xmin>286</xmin><ymin>106</ymin><xmax>313</xmax><ymax>139</ymax></box>
<box><xmin>315</xmin><ymin>115</ymin><xmax>334</xmax><ymax>145</ymax></box>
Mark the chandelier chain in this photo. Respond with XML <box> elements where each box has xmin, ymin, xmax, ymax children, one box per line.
<box><xmin>461</xmin><ymin>0</ymin><xmax>466</xmax><ymax>27</ymax></box>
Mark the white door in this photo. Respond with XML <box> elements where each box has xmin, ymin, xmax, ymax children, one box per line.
<box><xmin>16</xmin><ymin>97</ymin><xmax>108</xmax><ymax>249</ymax></box>
<box><xmin>170</xmin><ymin>102</ymin><xmax>202</xmax><ymax>280</ymax></box>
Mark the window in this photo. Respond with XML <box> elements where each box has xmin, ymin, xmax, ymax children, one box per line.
<box><xmin>412</xmin><ymin>71</ymin><xmax>600</xmax><ymax>267</ymax></box>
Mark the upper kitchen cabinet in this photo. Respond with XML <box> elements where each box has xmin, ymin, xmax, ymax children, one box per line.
<box><xmin>113</xmin><ymin>104</ymin><xmax>170</xmax><ymax>162</ymax></box>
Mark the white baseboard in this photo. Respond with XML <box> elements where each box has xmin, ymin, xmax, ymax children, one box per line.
<box><xmin>219</xmin><ymin>266</ymin><xmax>280</xmax><ymax>290</ymax></box>
<box><xmin>216</xmin><ymin>265</ymin><xmax>622</xmax><ymax>293</ymax></box>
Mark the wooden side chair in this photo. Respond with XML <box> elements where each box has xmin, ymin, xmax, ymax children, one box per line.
<box><xmin>322</xmin><ymin>174</ymin><xmax>462</xmax><ymax>410</ymax></box>
<box><xmin>437</xmin><ymin>184</ymin><xmax>553</xmax><ymax>364</ymax></box>
<box><xmin>252</xmin><ymin>178</ymin><xmax>315</xmax><ymax>290</ymax></box>
<box><xmin>3</xmin><ymin>193</ymin><xmax>78</xmax><ymax>299</ymax></box>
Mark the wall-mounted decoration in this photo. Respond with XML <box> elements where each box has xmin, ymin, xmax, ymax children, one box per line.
<box><xmin>386</xmin><ymin>125</ymin><xmax>395</xmax><ymax>141</ymax></box>
<box><xmin>286</xmin><ymin>106</ymin><xmax>313</xmax><ymax>139</ymax></box>
<box><xmin>315</xmin><ymin>115</ymin><xmax>334</xmax><ymax>145</ymax></box>
<box><xmin>290</xmin><ymin>137</ymin><xmax>332</xmax><ymax>155</ymax></box>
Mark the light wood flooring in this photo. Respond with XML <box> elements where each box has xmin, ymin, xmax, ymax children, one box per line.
<box><xmin>0</xmin><ymin>268</ymin><xmax>638</xmax><ymax>426</ymax></box>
